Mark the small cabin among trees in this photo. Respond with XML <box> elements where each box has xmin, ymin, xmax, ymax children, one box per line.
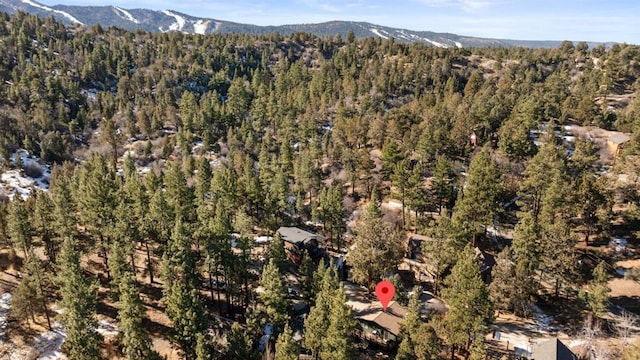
<box><xmin>276</xmin><ymin>227</ymin><xmax>325</xmax><ymax>265</ymax></box>
<box><xmin>353</xmin><ymin>301</ymin><xmax>407</xmax><ymax>349</ymax></box>
<box><xmin>606</xmin><ymin>132</ymin><xmax>631</xmax><ymax>157</ymax></box>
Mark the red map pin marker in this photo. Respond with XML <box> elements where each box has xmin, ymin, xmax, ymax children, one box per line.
<box><xmin>375</xmin><ymin>280</ymin><xmax>395</xmax><ymax>311</ymax></box>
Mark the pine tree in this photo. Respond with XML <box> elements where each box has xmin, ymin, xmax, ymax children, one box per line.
<box><xmin>518</xmin><ymin>141</ymin><xmax>567</xmax><ymax>222</ymax></box>
<box><xmin>540</xmin><ymin>219</ymin><xmax>578</xmax><ymax>298</ymax></box>
<box><xmin>224</xmin><ymin>322</ymin><xmax>258</xmax><ymax>360</ymax></box>
<box><xmin>50</xmin><ymin>163</ymin><xmax>77</xmax><ymax>240</ymax></box>
<box><xmin>423</xmin><ymin>209</ymin><xmax>466</xmax><ymax>295</ymax></box>
<box><xmin>467</xmin><ymin>336</ymin><xmax>487</xmax><ymax>360</ymax></box>
<box><xmin>162</xmin><ymin>220</ymin><xmax>207</xmax><ymax>359</ymax></box>
<box><xmin>268</xmin><ymin>232</ymin><xmax>289</xmax><ymax>274</ymax></box>
<box><xmin>164</xmin><ymin>280</ymin><xmax>207</xmax><ymax>360</ymax></box>
<box><xmin>320</xmin><ymin>285</ymin><xmax>355</xmax><ymax>360</ymax></box>
<box><xmin>441</xmin><ymin>245</ymin><xmax>493</xmax><ymax>357</ymax></box>
<box><xmin>32</xmin><ymin>190</ymin><xmax>57</xmax><ymax>263</ymax></box>
<box><xmin>391</xmin><ymin>159</ymin><xmax>410</xmax><ymax>228</ymax></box>
<box><xmin>489</xmin><ymin>248</ymin><xmax>516</xmax><ymax>314</ymax></box>
<box><xmin>451</xmin><ymin>146</ymin><xmax>502</xmax><ymax>246</ymax></box>
<box><xmin>396</xmin><ymin>288</ymin><xmax>422</xmax><ymax>360</ymax></box>
<box><xmin>117</xmin><ymin>273</ymin><xmax>154</xmax><ymax>359</ymax></box>
<box><xmin>75</xmin><ymin>153</ymin><xmax>117</xmax><ymax>280</ymax></box>
<box><xmin>305</xmin><ymin>265</ymin><xmax>336</xmax><ymax>357</ymax></box>
<box><xmin>275</xmin><ymin>323</ymin><xmax>300</xmax><ymax>360</ymax></box>
<box><xmin>6</xmin><ymin>197</ymin><xmax>32</xmax><ymax>254</ymax></box>
<box><xmin>318</xmin><ymin>183</ymin><xmax>346</xmax><ymax>249</ymax></box>
<box><xmin>258</xmin><ymin>258</ymin><xmax>290</xmax><ymax>331</ymax></box>
<box><xmin>305</xmin><ymin>265</ymin><xmax>353</xmax><ymax>358</ymax></box>
<box><xmin>349</xmin><ymin>191</ymin><xmax>404</xmax><ymax>292</ymax></box>
<box><xmin>413</xmin><ymin>323</ymin><xmax>441</xmax><ymax>360</ymax></box>
<box><xmin>55</xmin><ymin>237</ymin><xmax>102</xmax><ymax>360</ymax></box>
<box><xmin>298</xmin><ymin>250</ymin><xmax>316</xmax><ymax>302</ymax></box>
<box><xmin>588</xmin><ymin>261</ymin><xmax>611</xmax><ymax>317</ymax></box>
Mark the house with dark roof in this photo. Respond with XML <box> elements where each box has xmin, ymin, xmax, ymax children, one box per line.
<box><xmin>276</xmin><ymin>227</ymin><xmax>325</xmax><ymax>265</ymax></box>
<box><xmin>353</xmin><ymin>301</ymin><xmax>407</xmax><ymax>349</ymax></box>
<box><xmin>531</xmin><ymin>338</ymin><xmax>577</xmax><ymax>360</ymax></box>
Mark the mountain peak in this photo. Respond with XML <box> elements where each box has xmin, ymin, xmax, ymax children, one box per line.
<box><xmin>0</xmin><ymin>0</ymin><xmax>586</xmax><ymax>48</ymax></box>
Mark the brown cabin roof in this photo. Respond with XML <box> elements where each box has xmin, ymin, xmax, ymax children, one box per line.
<box><xmin>608</xmin><ymin>133</ymin><xmax>631</xmax><ymax>145</ymax></box>
<box><xmin>356</xmin><ymin>301</ymin><xmax>407</xmax><ymax>336</ymax></box>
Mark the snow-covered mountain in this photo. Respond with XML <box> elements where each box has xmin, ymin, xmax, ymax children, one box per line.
<box><xmin>0</xmin><ymin>0</ymin><xmax>595</xmax><ymax>48</ymax></box>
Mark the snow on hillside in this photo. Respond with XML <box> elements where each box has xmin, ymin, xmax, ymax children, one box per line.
<box><xmin>370</xmin><ymin>28</ymin><xmax>388</xmax><ymax>39</ymax></box>
<box><xmin>193</xmin><ymin>19</ymin><xmax>208</xmax><ymax>35</ymax></box>
<box><xmin>161</xmin><ymin>9</ymin><xmax>186</xmax><ymax>32</ymax></box>
<box><xmin>19</xmin><ymin>0</ymin><xmax>84</xmax><ymax>25</ymax></box>
<box><xmin>0</xmin><ymin>149</ymin><xmax>51</xmax><ymax>199</ymax></box>
<box><xmin>113</xmin><ymin>6</ymin><xmax>139</xmax><ymax>24</ymax></box>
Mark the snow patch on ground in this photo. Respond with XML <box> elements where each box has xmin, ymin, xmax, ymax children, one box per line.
<box><xmin>0</xmin><ymin>149</ymin><xmax>51</xmax><ymax>199</ymax></box>
<box><xmin>193</xmin><ymin>19</ymin><xmax>208</xmax><ymax>35</ymax></box>
<box><xmin>20</xmin><ymin>0</ymin><xmax>84</xmax><ymax>25</ymax></box>
<box><xmin>113</xmin><ymin>6</ymin><xmax>139</xmax><ymax>24</ymax></box>
<box><xmin>531</xmin><ymin>304</ymin><xmax>556</xmax><ymax>331</ymax></box>
<box><xmin>370</xmin><ymin>28</ymin><xmax>388</xmax><ymax>39</ymax></box>
<box><xmin>24</xmin><ymin>318</ymin><xmax>117</xmax><ymax>359</ymax></box>
<box><xmin>161</xmin><ymin>10</ymin><xmax>186</xmax><ymax>32</ymax></box>
<box><xmin>96</xmin><ymin>319</ymin><xmax>119</xmax><ymax>337</ymax></box>
<box><xmin>34</xmin><ymin>323</ymin><xmax>67</xmax><ymax>360</ymax></box>
<box><xmin>0</xmin><ymin>293</ymin><xmax>11</xmax><ymax>344</ymax></box>
<box><xmin>454</xmin><ymin>41</ymin><xmax>462</xmax><ymax>48</ymax></box>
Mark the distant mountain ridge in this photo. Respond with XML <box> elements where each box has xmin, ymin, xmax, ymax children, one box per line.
<box><xmin>0</xmin><ymin>0</ymin><xmax>604</xmax><ymax>48</ymax></box>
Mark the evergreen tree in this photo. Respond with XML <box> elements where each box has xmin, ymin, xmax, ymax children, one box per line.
<box><xmin>55</xmin><ymin>237</ymin><xmax>102</xmax><ymax>360</ymax></box>
<box><xmin>32</xmin><ymin>190</ymin><xmax>57</xmax><ymax>263</ymax></box>
<box><xmin>467</xmin><ymin>336</ymin><xmax>487</xmax><ymax>360</ymax></box>
<box><xmin>422</xmin><ymin>209</ymin><xmax>465</xmax><ymax>295</ymax></box>
<box><xmin>258</xmin><ymin>258</ymin><xmax>290</xmax><ymax>331</ymax></box>
<box><xmin>6</xmin><ymin>197</ymin><xmax>32</xmax><ymax>254</ymax></box>
<box><xmin>117</xmin><ymin>273</ymin><xmax>154</xmax><ymax>359</ymax></box>
<box><xmin>540</xmin><ymin>219</ymin><xmax>578</xmax><ymax>298</ymax></box>
<box><xmin>275</xmin><ymin>323</ymin><xmax>300</xmax><ymax>360</ymax></box>
<box><xmin>298</xmin><ymin>250</ymin><xmax>316</xmax><ymax>302</ymax></box>
<box><xmin>396</xmin><ymin>287</ymin><xmax>441</xmax><ymax>360</ymax></box>
<box><xmin>305</xmin><ymin>265</ymin><xmax>338</xmax><ymax>357</ymax></box>
<box><xmin>441</xmin><ymin>245</ymin><xmax>493</xmax><ymax>358</ymax></box>
<box><xmin>50</xmin><ymin>163</ymin><xmax>77</xmax><ymax>241</ymax></box>
<box><xmin>164</xmin><ymin>280</ymin><xmax>207</xmax><ymax>360</ymax></box>
<box><xmin>75</xmin><ymin>153</ymin><xmax>117</xmax><ymax>280</ymax></box>
<box><xmin>451</xmin><ymin>146</ymin><xmax>502</xmax><ymax>246</ymax></box>
<box><xmin>224</xmin><ymin>322</ymin><xmax>259</xmax><ymax>360</ymax></box>
<box><xmin>161</xmin><ymin>220</ymin><xmax>207</xmax><ymax>359</ymax></box>
<box><xmin>489</xmin><ymin>248</ymin><xmax>516</xmax><ymax>314</ymax></box>
<box><xmin>413</xmin><ymin>323</ymin><xmax>441</xmax><ymax>360</ymax></box>
<box><xmin>587</xmin><ymin>261</ymin><xmax>611</xmax><ymax>317</ymax></box>
<box><xmin>318</xmin><ymin>183</ymin><xmax>347</xmax><ymax>249</ymax></box>
<box><xmin>320</xmin><ymin>285</ymin><xmax>355</xmax><ymax>360</ymax></box>
<box><xmin>397</xmin><ymin>288</ymin><xmax>422</xmax><ymax>360</ymax></box>
<box><xmin>518</xmin><ymin>142</ymin><xmax>567</xmax><ymax>222</ymax></box>
<box><xmin>431</xmin><ymin>155</ymin><xmax>455</xmax><ymax>212</ymax></box>
<box><xmin>268</xmin><ymin>232</ymin><xmax>289</xmax><ymax>274</ymax></box>
<box><xmin>349</xmin><ymin>191</ymin><xmax>404</xmax><ymax>292</ymax></box>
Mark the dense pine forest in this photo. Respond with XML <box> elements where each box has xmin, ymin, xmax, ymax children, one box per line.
<box><xmin>1</xmin><ymin>10</ymin><xmax>640</xmax><ymax>360</ymax></box>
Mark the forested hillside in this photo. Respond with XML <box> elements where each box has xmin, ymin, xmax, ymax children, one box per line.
<box><xmin>1</xmin><ymin>10</ymin><xmax>640</xmax><ymax>360</ymax></box>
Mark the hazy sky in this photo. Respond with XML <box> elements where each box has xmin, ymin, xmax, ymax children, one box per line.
<box><xmin>38</xmin><ymin>0</ymin><xmax>640</xmax><ymax>43</ymax></box>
